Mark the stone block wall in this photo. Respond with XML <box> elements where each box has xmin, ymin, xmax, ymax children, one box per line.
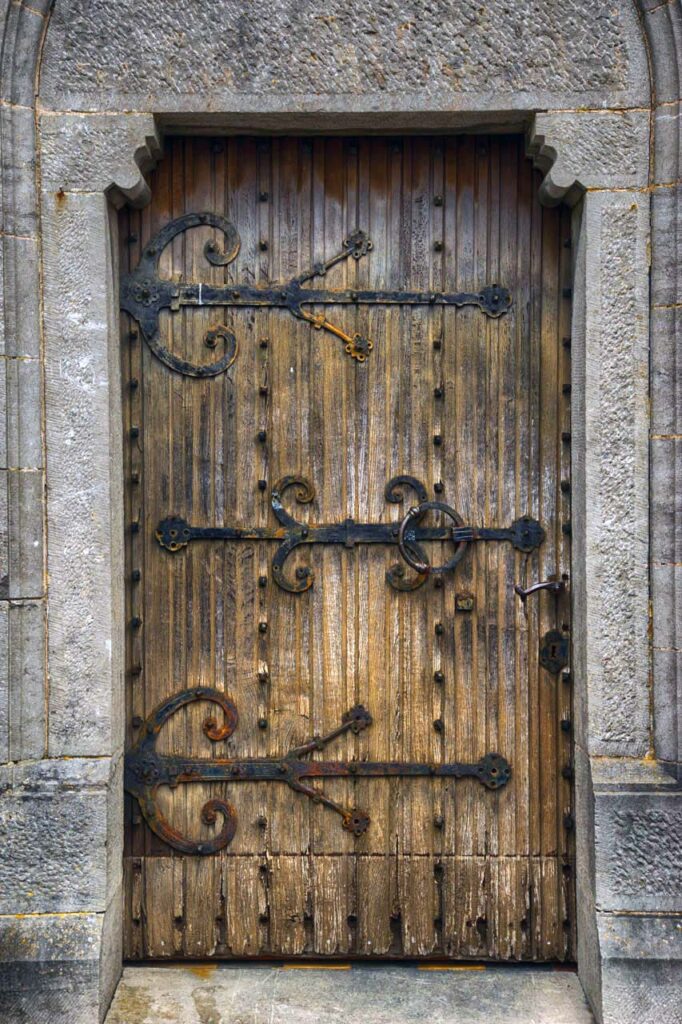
<box><xmin>0</xmin><ymin>3</ymin><xmax>680</xmax><ymax>1023</ymax></box>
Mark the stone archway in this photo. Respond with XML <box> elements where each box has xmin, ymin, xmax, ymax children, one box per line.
<box><xmin>0</xmin><ymin>3</ymin><xmax>680</xmax><ymax>1022</ymax></box>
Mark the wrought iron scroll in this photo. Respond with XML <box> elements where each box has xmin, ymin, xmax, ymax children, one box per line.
<box><xmin>155</xmin><ymin>475</ymin><xmax>545</xmax><ymax>592</ymax></box>
<box><xmin>120</xmin><ymin>212</ymin><xmax>513</xmax><ymax>372</ymax></box>
<box><xmin>125</xmin><ymin>686</ymin><xmax>512</xmax><ymax>854</ymax></box>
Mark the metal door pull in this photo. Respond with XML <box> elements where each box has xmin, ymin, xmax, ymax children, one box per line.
<box><xmin>514</xmin><ymin>579</ymin><xmax>565</xmax><ymax>603</ymax></box>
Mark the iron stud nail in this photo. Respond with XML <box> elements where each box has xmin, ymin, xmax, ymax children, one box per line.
<box><xmin>259</xmin><ymin>621</ymin><xmax>268</xmax><ymax>634</ymax></box>
<box><xmin>259</xmin><ymin>191</ymin><xmax>269</xmax><ymax>202</ymax></box>
<box><xmin>562</xmin><ymin>431</ymin><xmax>571</xmax><ymax>443</ymax></box>
<box><xmin>434</xmin><ymin>481</ymin><xmax>444</xmax><ymax>494</ymax></box>
<box><xmin>562</xmin><ymin>287</ymin><xmax>572</xmax><ymax>299</ymax></box>
<box><xmin>257</xmin><ymin>815</ymin><xmax>268</xmax><ymax>828</ymax></box>
<box><xmin>433</xmin><ymin>718</ymin><xmax>444</xmax><ymax>733</ymax></box>
<box><xmin>562</xmin><ymin>337</ymin><xmax>571</xmax><ymax>349</ymax></box>
<box><xmin>259</xmin><ymin>385</ymin><xmax>268</xmax><ymax>396</ymax></box>
<box><xmin>434</xmin><ymin>670</ymin><xmax>444</xmax><ymax>684</ymax></box>
<box><xmin>433</xmin><ymin>338</ymin><xmax>442</xmax><ymax>350</ymax></box>
<box><xmin>434</xmin><ymin>386</ymin><xmax>444</xmax><ymax>399</ymax></box>
<box><xmin>258</xmin><ymin>575</ymin><xmax>268</xmax><ymax>587</ymax></box>
<box><xmin>560</xmin><ymin>479</ymin><xmax>570</xmax><ymax>493</ymax></box>
<box><xmin>563</xmin><ymin>238</ymin><xmax>572</xmax><ymax>249</ymax></box>
<box><xmin>560</xmin><ymin>718</ymin><xmax>571</xmax><ymax>732</ymax></box>
<box><xmin>259</xmin><ymin>240</ymin><xmax>268</xmax><ymax>251</ymax></box>
<box><xmin>257</xmin><ymin>429</ymin><xmax>267</xmax><ymax>443</ymax></box>
<box><xmin>562</xmin><ymin>764</ymin><xmax>574</xmax><ymax>780</ymax></box>
<box><xmin>132</xmin><ymin>715</ymin><xmax>143</xmax><ymax>728</ymax></box>
<box><xmin>130</xmin><ymin>664</ymin><xmax>142</xmax><ymax>675</ymax></box>
<box><xmin>259</xmin><ymin>338</ymin><xmax>269</xmax><ymax>348</ymax></box>
<box><xmin>131</xmin><ymin>472</ymin><xmax>140</xmax><ymax>485</ymax></box>
<box><xmin>126</xmin><ymin>234</ymin><xmax>138</xmax><ymax>245</ymax></box>
<box><xmin>258</xmin><ymin>479</ymin><xmax>267</xmax><ymax>491</ymax></box>
<box><xmin>562</xmin><ymin>522</ymin><xmax>572</xmax><ymax>536</ymax></box>
<box><xmin>562</xmin><ymin>670</ymin><xmax>572</xmax><ymax>685</ymax></box>
<box><xmin>128</xmin><ymin>329</ymin><xmax>138</xmax><ymax>341</ymax></box>
<box><xmin>259</xmin><ymin>912</ymin><xmax>269</xmax><ymax>923</ymax></box>
<box><xmin>130</xmin><ymin>426</ymin><xmax>140</xmax><ymax>439</ymax></box>
<box><xmin>562</xmin><ymin>383</ymin><xmax>572</xmax><ymax>395</ymax></box>
<box><xmin>434</xmin><ymin>814</ymin><xmax>444</xmax><ymax>829</ymax></box>
<box><xmin>433</xmin><ymin>577</ymin><xmax>443</xmax><ymax>589</ymax></box>
<box><xmin>434</xmin><ymin>195</ymin><xmax>443</xmax><ymax>206</ymax></box>
<box><xmin>563</xmin><ymin>812</ymin><xmax>575</xmax><ymax>831</ymax></box>
<box><xmin>131</xmin><ymin>569</ymin><xmax>141</xmax><ymax>582</ymax></box>
<box><xmin>258</xmin><ymin>717</ymin><xmax>268</xmax><ymax>730</ymax></box>
<box><xmin>129</xmin><ymin>378</ymin><xmax>139</xmax><ymax>390</ymax></box>
<box><xmin>278</xmin><ymin>763</ymin><xmax>288</xmax><ymax>774</ymax></box>
<box><xmin>435</xmin><ymin>622</ymin><xmax>444</xmax><ymax>635</ymax></box>
<box><xmin>433</xmin><ymin>434</ymin><xmax>443</xmax><ymax>446</ymax></box>
<box><xmin>130</xmin><ymin>521</ymin><xmax>140</xmax><ymax>534</ymax></box>
<box><xmin>347</xmin><ymin>913</ymin><xmax>357</xmax><ymax>925</ymax></box>
<box><xmin>434</xmin><ymin>916</ymin><xmax>442</xmax><ymax>926</ymax></box>
<box><xmin>130</xmin><ymin>616</ymin><xmax>142</xmax><ymax>629</ymax></box>
<box><xmin>434</xmin><ymin>241</ymin><xmax>443</xmax><ymax>252</ymax></box>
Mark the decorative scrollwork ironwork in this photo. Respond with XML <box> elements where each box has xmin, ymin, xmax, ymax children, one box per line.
<box><xmin>155</xmin><ymin>475</ymin><xmax>544</xmax><ymax>592</ymax></box>
<box><xmin>125</xmin><ymin>687</ymin><xmax>511</xmax><ymax>854</ymax></box>
<box><xmin>121</xmin><ymin>212</ymin><xmax>513</xmax><ymax>372</ymax></box>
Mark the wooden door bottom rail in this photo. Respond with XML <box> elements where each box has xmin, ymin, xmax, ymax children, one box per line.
<box><xmin>155</xmin><ymin>475</ymin><xmax>544</xmax><ymax>592</ymax></box>
<box><xmin>125</xmin><ymin>687</ymin><xmax>512</xmax><ymax>855</ymax></box>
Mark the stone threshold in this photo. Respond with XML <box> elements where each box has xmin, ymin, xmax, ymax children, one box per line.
<box><xmin>105</xmin><ymin>962</ymin><xmax>595</xmax><ymax>1024</ymax></box>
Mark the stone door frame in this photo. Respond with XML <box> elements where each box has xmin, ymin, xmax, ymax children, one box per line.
<box><xmin>1</xmin><ymin>3</ymin><xmax>680</xmax><ymax>1023</ymax></box>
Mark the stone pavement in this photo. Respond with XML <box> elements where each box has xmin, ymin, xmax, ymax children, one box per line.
<box><xmin>105</xmin><ymin>963</ymin><xmax>594</xmax><ymax>1024</ymax></box>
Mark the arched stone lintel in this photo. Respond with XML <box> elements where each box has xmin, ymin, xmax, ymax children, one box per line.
<box><xmin>527</xmin><ymin>110</ymin><xmax>650</xmax><ymax>207</ymax></box>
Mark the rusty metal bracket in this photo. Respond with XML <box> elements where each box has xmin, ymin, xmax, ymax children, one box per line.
<box><xmin>120</xmin><ymin>212</ymin><xmax>513</xmax><ymax>371</ymax></box>
<box><xmin>155</xmin><ymin>476</ymin><xmax>544</xmax><ymax>592</ymax></box>
<box><xmin>125</xmin><ymin>686</ymin><xmax>512</xmax><ymax>854</ymax></box>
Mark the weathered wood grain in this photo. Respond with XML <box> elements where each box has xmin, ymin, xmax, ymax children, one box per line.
<box><xmin>123</xmin><ymin>136</ymin><xmax>573</xmax><ymax>961</ymax></box>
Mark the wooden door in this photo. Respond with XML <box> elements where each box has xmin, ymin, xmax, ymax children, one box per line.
<box><xmin>122</xmin><ymin>135</ymin><xmax>574</xmax><ymax>961</ymax></box>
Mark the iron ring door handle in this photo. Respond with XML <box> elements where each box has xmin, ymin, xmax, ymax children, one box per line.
<box><xmin>397</xmin><ymin>500</ymin><xmax>469</xmax><ymax>575</ymax></box>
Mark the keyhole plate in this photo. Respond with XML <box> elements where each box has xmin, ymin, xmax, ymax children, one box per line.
<box><xmin>539</xmin><ymin>629</ymin><xmax>569</xmax><ymax>674</ymax></box>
